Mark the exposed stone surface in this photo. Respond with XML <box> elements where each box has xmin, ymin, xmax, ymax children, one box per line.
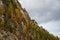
<box><xmin>0</xmin><ymin>0</ymin><xmax>60</xmax><ymax>40</ymax></box>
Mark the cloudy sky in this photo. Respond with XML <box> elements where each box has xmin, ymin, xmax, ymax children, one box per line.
<box><xmin>19</xmin><ymin>0</ymin><xmax>60</xmax><ymax>37</ymax></box>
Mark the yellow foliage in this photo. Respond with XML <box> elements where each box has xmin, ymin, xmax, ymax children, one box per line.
<box><xmin>22</xmin><ymin>25</ymin><xmax>27</xmax><ymax>33</ymax></box>
<box><xmin>15</xmin><ymin>9</ymin><xmax>20</xmax><ymax>18</ymax></box>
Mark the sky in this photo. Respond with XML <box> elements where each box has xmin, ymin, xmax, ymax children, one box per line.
<box><xmin>19</xmin><ymin>0</ymin><xmax>60</xmax><ymax>37</ymax></box>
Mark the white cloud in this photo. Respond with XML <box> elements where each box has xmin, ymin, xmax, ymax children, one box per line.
<box><xmin>40</xmin><ymin>20</ymin><xmax>60</xmax><ymax>37</ymax></box>
<box><xmin>19</xmin><ymin>0</ymin><xmax>60</xmax><ymax>9</ymax></box>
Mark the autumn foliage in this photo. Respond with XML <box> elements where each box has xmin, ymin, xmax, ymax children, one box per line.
<box><xmin>0</xmin><ymin>0</ymin><xmax>60</xmax><ymax>40</ymax></box>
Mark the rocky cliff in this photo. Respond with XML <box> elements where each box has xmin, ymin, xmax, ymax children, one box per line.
<box><xmin>0</xmin><ymin>0</ymin><xmax>60</xmax><ymax>40</ymax></box>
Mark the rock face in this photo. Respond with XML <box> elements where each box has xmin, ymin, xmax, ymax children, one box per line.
<box><xmin>0</xmin><ymin>0</ymin><xmax>60</xmax><ymax>40</ymax></box>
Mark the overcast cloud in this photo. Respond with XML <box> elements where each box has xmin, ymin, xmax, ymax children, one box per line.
<box><xmin>19</xmin><ymin>0</ymin><xmax>60</xmax><ymax>37</ymax></box>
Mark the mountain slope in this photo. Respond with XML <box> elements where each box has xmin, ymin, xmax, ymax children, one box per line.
<box><xmin>0</xmin><ymin>0</ymin><xmax>60</xmax><ymax>40</ymax></box>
